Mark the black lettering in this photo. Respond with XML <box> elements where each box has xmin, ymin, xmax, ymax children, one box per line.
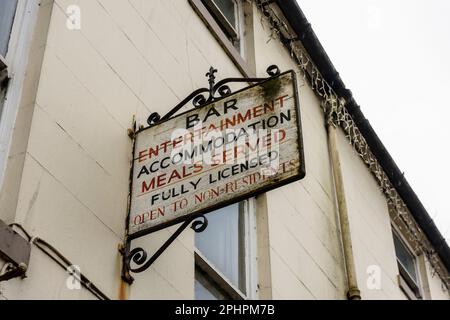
<box><xmin>186</xmin><ymin>114</ymin><xmax>199</xmax><ymax>129</ymax></box>
<box><xmin>224</xmin><ymin>99</ymin><xmax>238</xmax><ymax>113</ymax></box>
<box><xmin>231</xmin><ymin>164</ymin><xmax>240</xmax><ymax>176</ymax></box>
<box><xmin>280</xmin><ymin>110</ymin><xmax>291</xmax><ymax>123</ymax></box>
<box><xmin>221</xmin><ymin>167</ymin><xmax>231</xmax><ymax>178</ymax></box>
<box><xmin>148</xmin><ymin>160</ymin><xmax>159</xmax><ymax>173</ymax></box>
<box><xmin>160</xmin><ymin>157</ymin><xmax>171</xmax><ymax>169</ymax></box>
<box><xmin>204</xmin><ymin>106</ymin><xmax>221</xmax><ymax>122</ymax></box>
<box><xmin>137</xmin><ymin>165</ymin><xmax>150</xmax><ymax>179</ymax></box>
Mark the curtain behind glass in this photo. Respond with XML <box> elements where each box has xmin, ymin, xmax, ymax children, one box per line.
<box><xmin>195</xmin><ymin>203</ymin><xmax>245</xmax><ymax>292</ymax></box>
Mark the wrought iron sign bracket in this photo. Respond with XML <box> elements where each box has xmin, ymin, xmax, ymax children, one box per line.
<box><xmin>146</xmin><ymin>65</ymin><xmax>281</xmax><ymax>126</ymax></box>
<box><xmin>120</xmin><ymin>65</ymin><xmax>281</xmax><ymax>284</ymax></box>
<box><xmin>120</xmin><ymin>215</ymin><xmax>208</xmax><ymax>284</ymax></box>
<box><xmin>0</xmin><ymin>219</ymin><xmax>30</xmax><ymax>282</ymax></box>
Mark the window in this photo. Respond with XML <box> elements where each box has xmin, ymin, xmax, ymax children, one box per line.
<box><xmin>0</xmin><ymin>0</ymin><xmax>18</xmax><ymax>189</ymax></box>
<box><xmin>0</xmin><ymin>0</ymin><xmax>18</xmax><ymax>58</ymax></box>
<box><xmin>0</xmin><ymin>0</ymin><xmax>18</xmax><ymax>126</ymax></box>
<box><xmin>0</xmin><ymin>0</ymin><xmax>37</xmax><ymax>190</ymax></box>
<box><xmin>195</xmin><ymin>200</ymin><xmax>256</xmax><ymax>300</ymax></box>
<box><xmin>189</xmin><ymin>0</ymin><xmax>255</xmax><ymax>77</ymax></box>
<box><xmin>0</xmin><ymin>0</ymin><xmax>18</xmax><ymax>110</ymax></box>
<box><xmin>0</xmin><ymin>0</ymin><xmax>18</xmax><ymax>90</ymax></box>
<box><xmin>392</xmin><ymin>231</ymin><xmax>422</xmax><ymax>299</ymax></box>
<box><xmin>202</xmin><ymin>0</ymin><xmax>243</xmax><ymax>51</ymax></box>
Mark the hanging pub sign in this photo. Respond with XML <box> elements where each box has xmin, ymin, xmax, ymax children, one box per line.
<box><xmin>128</xmin><ymin>69</ymin><xmax>305</xmax><ymax>239</ymax></box>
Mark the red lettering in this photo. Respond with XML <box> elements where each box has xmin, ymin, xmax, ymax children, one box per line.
<box><xmin>276</xmin><ymin>94</ymin><xmax>289</xmax><ymax>108</ymax></box>
<box><xmin>253</xmin><ymin>105</ymin><xmax>263</xmax><ymax>117</ymax></box>
<box><xmin>142</xmin><ymin>179</ymin><xmax>155</xmax><ymax>193</ymax></box>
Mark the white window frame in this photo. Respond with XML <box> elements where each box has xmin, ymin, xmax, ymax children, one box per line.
<box><xmin>204</xmin><ymin>0</ymin><xmax>240</xmax><ymax>40</ymax></box>
<box><xmin>202</xmin><ymin>0</ymin><xmax>245</xmax><ymax>55</ymax></box>
<box><xmin>0</xmin><ymin>0</ymin><xmax>40</xmax><ymax>188</ymax></box>
<box><xmin>391</xmin><ymin>227</ymin><xmax>423</xmax><ymax>299</ymax></box>
<box><xmin>194</xmin><ymin>198</ymin><xmax>258</xmax><ymax>300</ymax></box>
<box><xmin>236</xmin><ymin>0</ymin><xmax>246</xmax><ymax>57</ymax></box>
<box><xmin>188</xmin><ymin>0</ymin><xmax>255</xmax><ymax>77</ymax></box>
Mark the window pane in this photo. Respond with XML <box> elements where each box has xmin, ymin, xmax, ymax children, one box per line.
<box><xmin>195</xmin><ymin>203</ymin><xmax>245</xmax><ymax>293</ymax></box>
<box><xmin>212</xmin><ymin>0</ymin><xmax>237</xmax><ymax>29</ymax></box>
<box><xmin>0</xmin><ymin>0</ymin><xmax>18</xmax><ymax>57</ymax></box>
<box><xmin>393</xmin><ymin>233</ymin><xmax>417</xmax><ymax>282</ymax></box>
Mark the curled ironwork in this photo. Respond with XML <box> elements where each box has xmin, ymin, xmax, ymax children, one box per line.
<box><xmin>126</xmin><ymin>215</ymin><xmax>208</xmax><ymax>274</ymax></box>
<box><xmin>146</xmin><ymin>112</ymin><xmax>161</xmax><ymax>126</ymax></box>
<box><xmin>191</xmin><ymin>215</ymin><xmax>208</xmax><ymax>233</ymax></box>
<box><xmin>146</xmin><ymin>65</ymin><xmax>280</xmax><ymax>127</ymax></box>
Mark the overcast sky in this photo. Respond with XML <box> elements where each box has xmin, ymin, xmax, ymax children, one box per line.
<box><xmin>297</xmin><ymin>0</ymin><xmax>450</xmax><ymax>245</ymax></box>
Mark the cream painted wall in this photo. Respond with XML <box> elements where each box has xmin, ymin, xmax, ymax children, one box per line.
<box><xmin>252</xmin><ymin>6</ymin><xmax>346</xmax><ymax>299</ymax></box>
<box><xmin>251</xmin><ymin>3</ymin><xmax>448</xmax><ymax>300</ymax></box>
<box><xmin>336</xmin><ymin>127</ymin><xmax>405</xmax><ymax>300</ymax></box>
<box><xmin>425</xmin><ymin>255</ymin><xmax>449</xmax><ymax>300</ymax></box>
<box><xmin>2</xmin><ymin>0</ymin><xmax>243</xmax><ymax>299</ymax></box>
<box><xmin>0</xmin><ymin>0</ymin><xmax>448</xmax><ymax>300</ymax></box>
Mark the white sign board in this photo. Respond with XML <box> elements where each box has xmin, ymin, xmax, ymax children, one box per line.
<box><xmin>128</xmin><ymin>71</ymin><xmax>305</xmax><ymax>238</ymax></box>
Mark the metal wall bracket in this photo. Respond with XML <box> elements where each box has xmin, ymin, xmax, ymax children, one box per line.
<box><xmin>120</xmin><ymin>65</ymin><xmax>281</xmax><ymax>284</ymax></box>
<box><xmin>120</xmin><ymin>215</ymin><xmax>208</xmax><ymax>284</ymax></box>
<box><xmin>0</xmin><ymin>220</ymin><xmax>30</xmax><ymax>282</ymax></box>
<box><xmin>0</xmin><ymin>262</ymin><xmax>27</xmax><ymax>282</ymax></box>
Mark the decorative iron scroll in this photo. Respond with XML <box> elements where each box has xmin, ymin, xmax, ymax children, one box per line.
<box><xmin>146</xmin><ymin>65</ymin><xmax>280</xmax><ymax>126</ymax></box>
<box><xmin>121</xmin><ymin>65</ymin><xmax>282</xmax><ymax>284</ymax></box>
<box><xmin>254</xmin><ymin>0</ymin><xmax>449</xmax><ymax>289</ymax></box>
<box><xmin>125</xmin><ymin>215</ymin><xmax>208</xmax><ymax>275</ymax></box>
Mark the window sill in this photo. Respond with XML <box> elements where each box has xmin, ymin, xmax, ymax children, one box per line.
<box><xmin>188</xmin><ymin>0</ymin><xmax>255</xmax><ymax>78</ymax></box>
<box><xmin>194</xmin><ymin>250</ymin><xmax>246</xmax><ymax>300</ymax></box>
<box><xmin>397</xmin><ymin>274</ymin><xmax>422</xmax><ymax>300</ymax></box>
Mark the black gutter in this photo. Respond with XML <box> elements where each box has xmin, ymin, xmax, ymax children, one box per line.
<box><xmin>276</xmin><ymin>0</ymin><xmax>450</xmax><ymax>273</ymax></box>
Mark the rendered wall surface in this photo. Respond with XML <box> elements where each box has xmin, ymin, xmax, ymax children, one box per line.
<box><xmin>0</xmin><ymin>0</ymin><xmax>448</xmax><ymax>300</ymax></box>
